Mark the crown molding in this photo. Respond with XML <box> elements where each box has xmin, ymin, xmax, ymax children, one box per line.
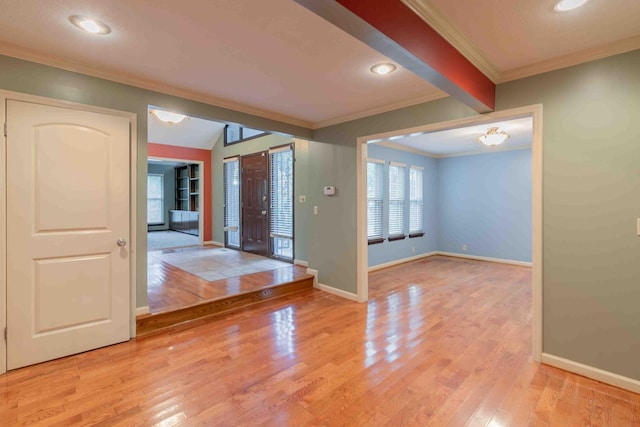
<box><xmin>402</xmin><ymin>0</ymin><xmax>501</xmax><ymax>83</ymax></box>
<box><xmin>374</xmin><ymin>140</ymin><xmax>531</xmax><ymax>159</ymax></box>
<box><xmin>374</xmin><ymin>141</ymin><xmax>438</xmax><ymax>158</ymax></box>
<box><xmin>499</xmin><ymin>35</ymin><xmax>640</xmax><ymax>83</ymax></box>
<box><xmin>0</xmin><ymin>41</ymin><xmax>313</xmax><ymax>129</ymax></box>
<box><xmin>437</xmin><ymin>144</ymin><xmax>531</xmax><ymax>158</ymax></box>
<box><xmin>312</xmin><ymin>91</ymin><xmax>448</xmax><ymax>129</ymax></box>
<box><xmin>402</xmin><ymin>0</ymin><xmax>640</xmax><ymax>85</ymax></box>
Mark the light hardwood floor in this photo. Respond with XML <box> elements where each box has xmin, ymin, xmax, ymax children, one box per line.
<box><xmin>1</xmin><ymin>256</ymin><xmax>639</xmax><ymax>425</ymax></box>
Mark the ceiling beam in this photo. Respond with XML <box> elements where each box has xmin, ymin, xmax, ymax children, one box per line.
<box><xmin>294</xmin><ymin>0</ymin><xmax>495</xmax><ymax>113</ymax></box>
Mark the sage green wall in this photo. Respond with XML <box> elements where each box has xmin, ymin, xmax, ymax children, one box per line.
<box><xmin>0</xmin><ymin>55</ymin><xmax>312</xmax><ymax>308</ymax></box>
<box><xmin>211</xmin><ymin>133</ymin><xmax>310</xmax><ymax>262</ymax></box>
<box><xmin>496</xmin><ymin>50</ymin><xmax>640</xmax><ymax>380</ymax></box>
<box><xmin>313</xmin><ymin>50</ymin><xmax>640</xmax><ymax>380</ymax></box>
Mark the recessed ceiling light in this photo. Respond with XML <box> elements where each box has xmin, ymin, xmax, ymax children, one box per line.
<box><xmin>69</xmin><ymin>15</ymin><xmax>111</xmax><ymax>35</ymax></box>
<box><xmin>370</xmin><ymin>63</ymin><xmax>397</xmax><ymax>76</ymax></box>
<box><xmin>150</xmin><ymin>109</ymin><xmax>188</xmax><ymax>124</ymax></box>
<box><xmin>554</xmin><ymin>0</ymin><xmax>589</xmax><ymax>12</ymax></box>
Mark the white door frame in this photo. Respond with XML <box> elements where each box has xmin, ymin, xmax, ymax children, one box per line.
<box><xmin>147</xmin><ymin>156</ymin><xmax>205</xmax><ymax>246</ymax></box>
<box><xmin>0</xmin><ymin>90</ymin><xmax>138</xmax><ymax>375</ymax></box>
<box><xmin>356</xmin><ymin>104</ymin><xmax>543</xmax><ymax>361</ymax></box>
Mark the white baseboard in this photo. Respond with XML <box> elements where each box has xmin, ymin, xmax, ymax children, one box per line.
<box><xmin>135</xmin><ymin>306</ymin><xmax>150</xmax><ymax>317</ymax></box>
<box><xmin>541</xmin><ymin>353</ymin><xmax>640</xmax><ymax>394</ymax></box>
<box><xmin>437</xmin><ymin>251</ymin><xmax>532</xmax><ymax>267</ymax></box>
<box><xmin>294</xmin><ymin>259</ymin><xmax>309</xmax><ymax>267</ymax></box>
<box><xmin>306</xmin><ymin>268</ymin><xmax>318</xmax><ymax>286</ymax></box>
<box><xmin>368</xmin><ymin>251</ymin><xmax>437</xmax><ymax>272</ymax></box>
<box><xmin>315</xmin><ymin>283</ymin><xmax>359</xmax><ymax>302</ymax></box>
<box><xmin>206</xmin><ymin>241</ymin><xmax>224</xmax><ymax>247</ymax></box>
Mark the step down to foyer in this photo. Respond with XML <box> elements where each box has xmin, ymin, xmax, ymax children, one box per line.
<box><xmin>136</xmin><ymin>273</ymin><xmax>315</xmax><ymax>336</ymax></box>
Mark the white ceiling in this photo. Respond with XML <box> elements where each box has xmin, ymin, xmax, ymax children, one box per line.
<box><xmin>426</xmin><ymin>0</ymin><xmax>640</xmax><ymax>78</ymax></box>
<box><xmin>376</xmin><ymin>117</ymin><xmax>533</xmax><ymax>157</ymax></box>
<box><xmin>148</xmin><ymin>109</ymin><xmax>225</xmax><ymax>150</ymax></box>
<box><xmin>0</xmin><ymin>1</ymin><xmax>637</xmax><ymax>127</ymax></box>
<box><xmin>0</xmin><ymin>0</ymin><xmax>443</xmax><ymax>128</ymax></box>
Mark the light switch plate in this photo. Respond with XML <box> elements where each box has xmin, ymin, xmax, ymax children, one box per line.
<box><xmin>299</xmin><ymin>195</ymin><xmax>306</xmax><ymax>203</ymax></box>
<box><xmin>637</xmin><ymin>218</ymin><xmax>640</xmax><ymax>236</ymax></box>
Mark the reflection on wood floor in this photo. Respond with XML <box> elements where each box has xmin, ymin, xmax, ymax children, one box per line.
<box><xmin>147</xmin><ymin>245</ymin><xmax>307</xmax><ymax>313</ymax></box>
<box><xmin>3</xmin><ymin>256</ymin><xmax>639</xmax><ymax>425</ymax></box>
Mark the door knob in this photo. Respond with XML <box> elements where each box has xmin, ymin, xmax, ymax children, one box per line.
<box><xmin>117</xmin><ymin>238</ymin><xmax>127</xmax><ymax>247</ymax></box>
<box><xmin>261</xmin><ymin>210</ymin><xmax>267</xmax><ymax>215</ymax></box>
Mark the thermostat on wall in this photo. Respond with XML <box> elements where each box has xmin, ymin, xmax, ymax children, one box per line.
<box><xmin>323</xmin><ymin>186</ymin><xmax>336</xmax><ymax>196</ymax></box>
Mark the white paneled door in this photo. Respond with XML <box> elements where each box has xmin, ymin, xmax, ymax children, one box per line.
<box><xmin>6</xmin><ymin>100</ymin><xmax>131</xmax><ymax>370</ymax></box>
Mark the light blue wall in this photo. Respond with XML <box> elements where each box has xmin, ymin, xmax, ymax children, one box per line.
<box><xmin>437</xmin><ymin>149</ymin><xmax>532</xmax><ymax>262</ymax></box>
<box><xmin>366</xmin><ymin>146</ymin><xmax>532</xmax><ymax>267</ymax></box>
<box><xmin>367</xmin><ymin>145</ymin><xmax>438</xmax><ymax>267</ymax></box>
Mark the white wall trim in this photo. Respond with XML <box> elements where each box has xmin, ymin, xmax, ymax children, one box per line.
<box><xmin>206</xmin><ymin>240</ymin><xmax>224</xmax><ymax>247</ymax></box>
<box><xmin>357</xmin><ymin>104</ymin><xmax>543</xmax><ymax>362</ymax></box>
<box><xmin>306</xmin><ymin>268</ymin><xmax>318</xmax><ymax>287</ymax></box>
<box><xmin>437</xmin><ymin>144</ymin><xmax>532</xmax><ymax>159</ymax></box>
<box><xmin>374</xmin><ymin>141</ymin><xmax>438</xmax><ymax>158</ymax></box>
<box><xmin>294</xmin><ymin>259</ymin><xmax>309</xmax><ymax>267</ymax></box>
<box><xmin>312</xmin><ymin>91</ymin><xmax>447</xmax><ymax>129</ymax></box>
<box><xmin>315</xmin><ymin>283</ymin><xmax>359</xmax><ymax>302</ymax></box>
<box><xmin>0</xmin><ymin>41</ymin><xmax>312</xmax><ymax>129</ymax></box>
<box><xmin>437</xmin><ymin>252</ymin><xmax>532</xmax><ymax>267</ymax></box>
<box><xmin>500</xmin><ymin>35</ymin><xmax>640</xmax><ymax>83</ymax></box>
<box><xmin>135</xmin><ymin>306</ymin><xmax>150</xmax><ymax>317</ymax></box>
<box><xmin>368</xmin><ymin>251</ymin><xmax>437</xmax><ymax>272</ymax></box>
<box><xmin>541</xmin><ymin>353</ymin><xmax>640</xmax><ymax>394</ymax></box>
<box><xmin>401</xmin><ymin>1</ymin><xmax>640</xmax><ymax>85</ymax></box>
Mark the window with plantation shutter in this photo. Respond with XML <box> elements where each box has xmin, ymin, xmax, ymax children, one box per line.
<box><xmin>223</xmin><ymin>157</ymin><xmax>240</xmax><ymax>248</ymax></box>
<box><xmin>269</xmin><ymin>145</ymin><xmax>294</xmax><ymax>259</ymax></box>
<box><xmin>388</xmin><ymin>162</ymin><xmax>406</xmax><ymax>239</ymax></box>
<box><xmin>367</xmin><ymin>160</ymin><xmax>384</xmax><ymax>243</ymax></box>
<box><xmin>409</xmin><ymin>166</ymin><xmax>424</xmax><ymax>235</ymax></box>
<box><xmin>147</xmin><ymin>174</ymin><xmax>164</xmax><ymax>224</ymax></box>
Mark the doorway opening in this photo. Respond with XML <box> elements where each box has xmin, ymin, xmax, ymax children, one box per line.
<box><xmin>356</xmin><ymin>105</ymin><xmax>543</xmax><ymax>361</ymax></box>
<box><xmin>147</xmin><ymin>158</ymin><xmax>202</xmax><ymax>251</ymax></box>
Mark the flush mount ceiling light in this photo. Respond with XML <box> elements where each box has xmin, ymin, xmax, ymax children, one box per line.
<box><xmin>478</xmin><ymin>127</ymin><xmax>510</xmax><ymax>146</ymax></box>
<box><xmin>150</xmin><ymin>109</ymin><xmax>188</xmax><ymax>124</ymax></box>
<box><xmin>554</xmin><ymin>0</ymin><xmax>589</xmax><ymax>12</ymax></box>
<box><xmin>370</xmin><ymin>63</ymin><xmax>397</xmax><ymax>75</ymax></box>
<box><xmin>69</xmin><ymin>15</ymin><xmax>111</xmax><ymax>35</ymax></box>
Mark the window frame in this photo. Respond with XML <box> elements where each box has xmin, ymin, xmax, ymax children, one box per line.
<box><xmin>147</xmin><ymin>173</ymin><xmax>165</xmax><ymax>225</ymax></box>
<box><xmin>223</xmin><ymin>156</ymin><xmax>241</xmax><ymax>248</ymax></box>
<box><xmin>388</xmin><ymin>162</ymin><xmax>406</xmax><ymax>241</ymax></box>
<box><xmin>269</xmin><ymin>143</ymin><xmax>295</xmax><ymax>261</ymax></box>
<box><xmin>223</xmin><ymin>124</ymin><xmax>271</xmax><ymax>146</ymax></box>
<box><xmin>367</xmin><ymin>159</ymin><xmax>385</xmax><ymax>245</ymax></box>
<box><xmin>409</xmin><ymin>165</ymin><xmax>425</xmax><ymax>238</ymax></box>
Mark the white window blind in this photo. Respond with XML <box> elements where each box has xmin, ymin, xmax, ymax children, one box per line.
<box><xmin>269</xmin><ymin>145</ymin><xmax>294</xmax><ymax>259</ymax></box>
<box><xmin>389</xmin><ymin>162</ymin><xmax>405</xmax><ymax>237</ymax></box>
<box><xmin>367</xmin><ymin>160</ymin><xmax>384</xmax><ymax>240</ymax></box>
<box><xmin>147</xmin><ymin>174</ymin><xmax>164</xmax><ymax>224</ymax></box>
<box><xmin>223</xmin><ymin>157</ymin><xmax>240</xmax><ymax>248</ymax></box>
<box><xmin>410</xmin><ymin>166</ymin><xmax>423</xmax><ymax>234</ymax></box>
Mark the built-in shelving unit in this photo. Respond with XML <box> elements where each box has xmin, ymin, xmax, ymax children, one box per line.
<box><xmin>171</xmin><ymin>164</ymin><xmax>200</xmax><ymax>236</ymax></box>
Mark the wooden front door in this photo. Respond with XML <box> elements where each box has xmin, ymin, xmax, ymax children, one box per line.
<box><xmin>6</xmin><ymin>100</ymin><xmax>131</xmax><ymax>370</ymax></box>
<box><xmin>241</xmin><ymin>152</ymin><xmax>269</xmax><ymax>256</ymax></box>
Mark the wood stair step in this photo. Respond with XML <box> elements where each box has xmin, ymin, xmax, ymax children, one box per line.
<box><xmin>136</xmin><ymin>274</ymin><xmax>314</xmax><ymax>336</ymax></box>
